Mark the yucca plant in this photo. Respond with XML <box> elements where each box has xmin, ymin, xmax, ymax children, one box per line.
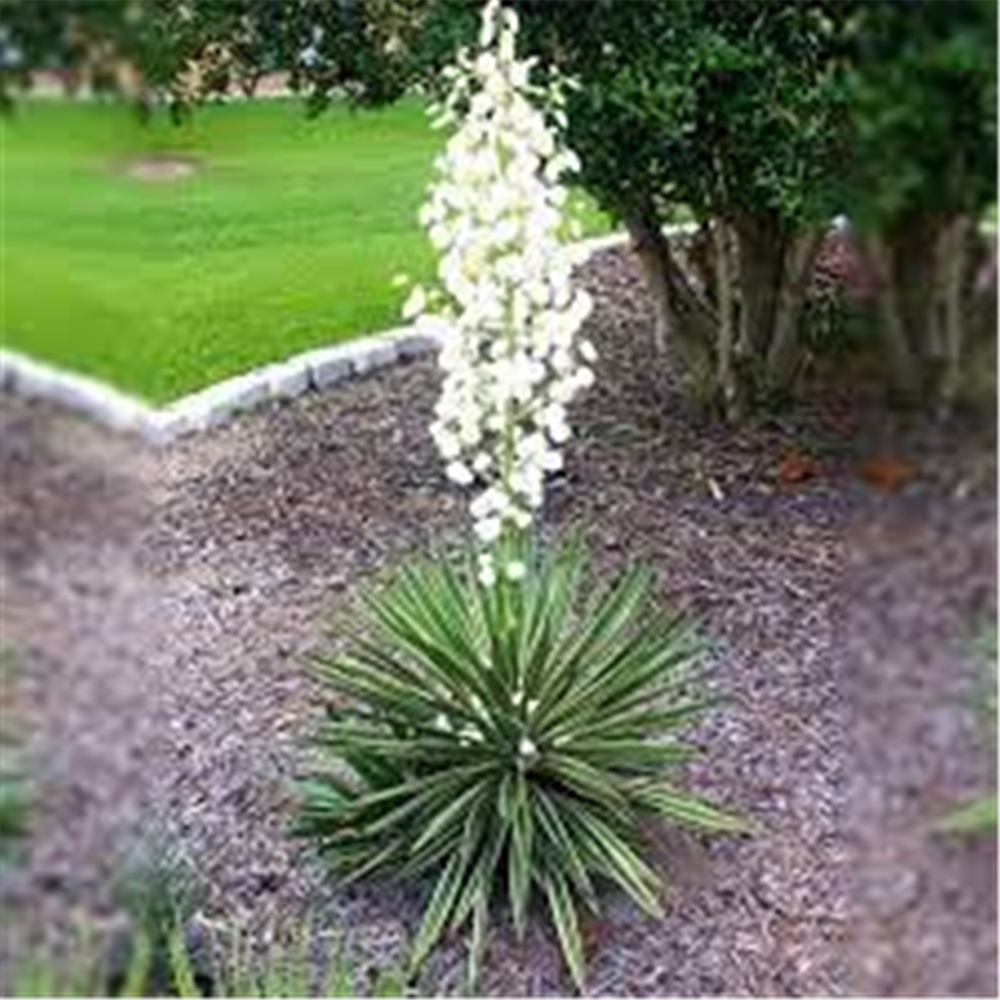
<box><xmin>297</xmin><ymin>537</ymin><xmax>748</xmax><ymax>991</ymax></box>
<box><xmin>937</xmin><ymin>626</ymin><xmax>998</xmax><ymax>834</ymax></box>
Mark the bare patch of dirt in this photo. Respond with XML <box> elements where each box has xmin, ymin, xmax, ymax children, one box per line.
<box><xmin>121</xmin><ymin>154</ymin><xmax>201</xmax><ymax>183</ymax></box>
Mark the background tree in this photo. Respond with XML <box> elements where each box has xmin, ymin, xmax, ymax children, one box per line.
<box><xmin>288</xmin><ymin>0</ymin><xmax>841</xmax><ymax>414</ymax></box>
<box><xmin>1</xmin><ymin>0</ymin><xmax>994</xmax><ymax>417</ymax></box>
<box><xmin>841</xmin><ymin>0</ymin><xmax>997</xmax><ymax>411</ymax></box>
<box><xmin>512</xmin><ymin>0</ymin><xmax>845</xmax><ymax>417</ymax></box>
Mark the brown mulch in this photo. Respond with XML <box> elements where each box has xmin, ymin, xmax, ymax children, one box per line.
<box><xmin>0</xmin><ymin>248</ymin><xmax>995</xmax><ymax>997</ymax></box>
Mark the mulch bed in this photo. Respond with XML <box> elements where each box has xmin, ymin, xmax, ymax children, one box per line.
<box><xmin>0</xmin><ymin>248</ymin><xmax>995</xmax><ymax>996</ymax></box>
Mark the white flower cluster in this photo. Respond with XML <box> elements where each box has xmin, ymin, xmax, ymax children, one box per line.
<box><xmin>402</xmin><ymin>0</ymin><xmax>596</xmax><ymax>586</ymax></box>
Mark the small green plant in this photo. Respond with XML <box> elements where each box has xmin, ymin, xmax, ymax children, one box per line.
<box><xmin>105</xmin><ymin>831</ymin><xmax>210</xmax><ymax>995</ymax></box>
<box><xmin>298</xmin><ymin>537</ymin><xmax>748</xmax><ymax>991</ymax></box>
<box><xmin>0</xmin><ymin>651</ymin><xmax>30</xmax><ymax>862</ymax></box>
<box><xmin>937</xmin><ymin>626</ymin><xmax>998</xmax><ymax>834</ymax></box>
<box><xmin>114</xmin><ymin>832</ymin><xmax>204</xmax><ymax>933</ymax></box>
<box><xmin>9</xmin><ymin>921</ymin><xmax>406</xmax><ymax>998</ymax></box>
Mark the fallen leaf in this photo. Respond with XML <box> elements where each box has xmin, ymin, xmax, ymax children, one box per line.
<box><xmin>776</xmin><ymin>452</ymin><xmax>819</xmax><ymax>486</ymax></box>
<box><xmin>857</xmin><ymin>456</ymin><xmax>916</xmax><ymax>493</ymax></box>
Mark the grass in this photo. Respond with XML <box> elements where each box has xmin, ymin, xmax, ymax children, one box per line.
<box><xmin>0</xmin><ymin>98</ymin><xmax>606</xmax><ymax>403</ymax></box>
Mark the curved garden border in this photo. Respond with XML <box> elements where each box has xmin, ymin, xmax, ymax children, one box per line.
<box><xmin>0</xmin><ymin>230</ymin><xmax>651</xmax><ymax>445</ymax></box>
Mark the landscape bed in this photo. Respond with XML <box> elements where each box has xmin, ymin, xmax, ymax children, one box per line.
<box><xmin>0</xmin><ymin>248</ymin><xmax>995</xmax><ymax>996</ymax></box>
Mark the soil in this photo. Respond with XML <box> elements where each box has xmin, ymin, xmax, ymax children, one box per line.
<box><xmin>122</xmin><ymin>155</ymin><xmax>201</xmax><ymax>183</ymax></box>
<box><xmin>0</xmin><ymin>248</ymin><xmax>995</xmax><ymax>996</ymax></box>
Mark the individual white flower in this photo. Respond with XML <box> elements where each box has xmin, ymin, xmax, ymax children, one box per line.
<box><xmin>541</xmin><ymin>449</ymin><xmax>564</xmax><ymax>473</ymax></box>
<box><xmin>402</xmin><ymin>284</ymin><xmax>427</xmax><ymax>320</ymax></box>
<box><xmin>542</xmin><ymin>402</ymin><xmax>569</xmax><ymax>436</ymax></box>
<box><xmin>445</xmin><ymin>460</ymin><xmax>474</xmax><ymax>486</ymax></box>
<box><xmin>505</xmin><ymin>560</ymin><xmax>527</xmax><ymax>582</ymax></box>
<box><xmin>470</xmin><ymin>486</ymin><xmax>503</xmax><ymax>520</ymax></box>
<box><xmin>510</xmin><ymin>506</ymin><xmax>533</xmax><ymax>530</ymax></box>
<box><xmin>518</xmin><ymin>736</ymin><xmax>538</xmax><ymax>760</ymax></box>
<box><xmin>478</xmin><ymin>556</ymin><xmax>497</xmax><ymax>588</ymax></box>
<box><xmin>474</xmin><ymin>515</ymin><xmax>503</xmax><ymax>544</ymax></box>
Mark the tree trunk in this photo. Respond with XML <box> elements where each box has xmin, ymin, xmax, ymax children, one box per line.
<box><xmin>971</xmin><ymin>233</ymin><xmax>997</xmax><ymax>345</ymax></box>
<box><xmin>625</xmin><ymin>204</ymin><xmax>717</xmax><ymax>396</ymax></box>
<box><xmin>710</xmin><ymin>217</ymin><xmax>741</xmax><ymax>418</ymax></box>
<box><xmin>764</xmin><ymin>229</ymin><xmax>825</xmax><ymax>391</ymax></box>
<box><xmin>938</xmin><ymin>214</ymin><xmax>972</xmax><ymax>414</ymax></box>
<box><xmin>735</xmin><ymin>212</ymin><xmax>786</xmax><ymax>359</ymax></box>
<box><xmin>892</xmin><ymin>216</ymin><xmax>944</xmax><ymax>365</ymax></box>
<box><xmin>859</xmin><ymin>235</ymin><xmax>921</xmax><ymax>399</ymax></box>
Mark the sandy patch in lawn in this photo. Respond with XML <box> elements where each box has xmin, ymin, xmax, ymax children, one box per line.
<box><xmin>121</xmin><ymin>154</ymin><xmax>201</xmax><ymax>183</ymax></box>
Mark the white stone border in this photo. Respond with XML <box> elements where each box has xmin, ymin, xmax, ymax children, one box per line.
<box><xmin>0</xmin><ymin>349</ymin><xmax>157</xmax><ymax>436</ymax></box>
<box><xmin>0</xmin><ymin>324</ymin><xmax>442</xmax><ymax>445</ymax></box>
<box><xmin>37</xmin><ymin>216</ymin><xmax>999</xmax><ymax>445</ymax></box>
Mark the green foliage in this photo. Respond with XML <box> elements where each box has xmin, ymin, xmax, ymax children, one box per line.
<box><xmin>0</xmin><ymin>652</ymin><xmax>30</xmax><ymax>863</ymax></box>
<box><xmin>8</xmin><ymin>922</ymin><xmax>408</xmax><ymax>999</ymax></box>
<box><xmin>113</xmin><ymin>833</ymin><xmax>203</xmax><ymax>941</ymax></box>
<box><xmin>0</xmin><ymin>0</ymin><xmax>279</xmax><ymax>121</ymax></box>
<box><xmin>515</xmin><ymin>0</ymin><xmax>842</xmax><ymax>228</ymax></box>
<box><xmin>298</xmin><ymin>537</ymin><xmax>748</xmax><ymax>991</ymax></box>
<box><xmin>836</xmin><ymin>1</ymin><xmax>996</xmax><ymax>404</ymax></box>
<box><xmin>937</xmin><ymin>626</ymin><xmax>997</xmax><ymax>836</ymax></box>
<box><xmin>843</xmin><ymin>0</ymin><xmax>997</xmax><ymax>232</ymax></box>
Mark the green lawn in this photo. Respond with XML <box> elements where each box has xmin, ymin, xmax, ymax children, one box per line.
<box><xmin>0</xmin><ymin>98</ymin><xmax>606</xmax><ymax>403</ymax></box>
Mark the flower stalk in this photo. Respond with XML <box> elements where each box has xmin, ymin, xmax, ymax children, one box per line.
<box><xmin>402</xmin><ymin>0</ymin><xmax>596</xmax><ymax>585</ymax></box>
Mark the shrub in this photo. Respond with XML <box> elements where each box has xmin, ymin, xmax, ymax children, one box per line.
<box><xmin>937</xmin><ymin>626</ymin><xmax>998</xmax><ymax>834</ymax></box>
<box><xmin>841</xmin><ymin>0</ymin><xmax>997</xmax><ymax>409</ymax></box>
<box><xmin>297</xmin><ymin>538</ymin><xmax>747</xmax><ymax>990</ymax></box>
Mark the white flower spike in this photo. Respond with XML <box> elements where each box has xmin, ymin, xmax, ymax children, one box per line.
<box><xmin>406</xmin><ymin>0</ymin><xmax>595</xmax><ymax>582</ymax></box>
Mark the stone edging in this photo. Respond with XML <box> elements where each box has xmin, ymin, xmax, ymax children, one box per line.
<box><xmin>0</xmin><ymin>227</ymin><xmax>689</xmax><ymax>445</ymax></box>
<box><xmin>0</xmin><ymin>325</ymin><xmax>440</xmax><ymax>445</ymax></box>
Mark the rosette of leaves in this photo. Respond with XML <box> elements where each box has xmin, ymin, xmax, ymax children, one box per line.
<box><xmin>297</xmin><ymin>538</ymin><xmax>748</xmax><ymax>990</ymax></box>
<box><xmin>937</xmin><ymin>626</ymin><xmax>997</xmax><ymax>834</ymax></box>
